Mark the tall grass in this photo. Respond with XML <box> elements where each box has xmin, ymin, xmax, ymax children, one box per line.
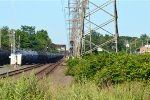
<box><xmin>53</xmin><ymin>81</ymin><xmax>150</xmax><ymax>100</ymax></box>
<box><xmin>0</xmin><ymin>73</ymin><xmax>52</xmax><ymax>100</ymax></box>
<box><xmin>0</xmin><ymin>74</ymin><xmax>150</xmax><ymax>100</ymax></box>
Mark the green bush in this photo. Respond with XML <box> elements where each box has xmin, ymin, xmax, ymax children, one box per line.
<box><xmin>67</xmin><ymin>52</ymin><xmax>150</xmax><ymax>84</ymax></box>
<box><xmin>66</xmin><ymin>57</ymin><xmax>80</xmax><ymax>76</ymax></box>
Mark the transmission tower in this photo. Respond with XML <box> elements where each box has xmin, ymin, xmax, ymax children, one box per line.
<box><xmin>66</xmin><ymin>0</ymin><xmax>119</xmax><ymax>57</ymax></box>
<box><xmin>67</xmin><ymin>0</ymin><xmax>81</xmax><ymax>57</ymax></box>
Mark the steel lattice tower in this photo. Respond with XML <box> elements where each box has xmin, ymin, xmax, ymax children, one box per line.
<box><xmin>67</xmin><ymin>0</ymin><xmax>119</xmax><ymax>57</ymax></box>
<box><xmin>67</xmin><ymin>0</ymin><xmax>81</xmax><ymax>57</ymax></box>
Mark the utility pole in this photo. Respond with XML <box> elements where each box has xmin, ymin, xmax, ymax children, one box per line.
<box><xmin>135</xmin><ymin>39</ymin><xmax>137</xmax><ymax>48</ymax></box>
<box><xmin>17</xmin><ymin>35</ymin><xmax>20</xmax><ymax>50</ymax></box>
<box><xmin>142</xmin><ymin>40</ymin><xmax>144</xmax><ymax>47</ymax></box>
<box><xmin>10</xmin><ymin>29</ymin><xmax>17</xmax><ymax>67</ymax></box>
<box><xmin>129</xmin><ymin>41</ymin><xmax>132</xmax><ymax>54</ymax></box>
<box><xmin>10</xmin><ymin>29</ymin><xmax>16</xmax><ymax>54</ymax></box>
<box><xmin>87</xmin><ymin>0</ymin><xmax>91</xmax><ymax>52</ymax></box>
<box><xmin>80</xmin><ymin>0</ymin><xmax>86</xmax><ymax>56</ymax></box>
<box><xmin>147</xmin><ymin>39</ymin><xmax>149</xmax><ymax>45</ymax></box>
<box><xmin>114</xmin><ymin>0</ymin><xmax>119</xmax><ymax>53</ymax></box>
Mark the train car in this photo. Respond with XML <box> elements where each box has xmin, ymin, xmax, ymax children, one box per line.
<box><xmin>16</xmin><ymin>50</ymin><xmax>64</xmax><ymax>65</ymax></box>
<box><xmin>0</xmin><ymin>49</ymin><xmax>64</xmax><ymax>65</ymax></box>
<box><xmin>0</xmin><ymin>49</ymin><xmax>10</xmax><ymax>65</ymax></box>
<box><xmin>37</xmin><ymin>51</ymin><xmax>48</xmax><ymax>64</ymax></box>
<box><xmin>53</xmin><ymin>53</ymin><xmax>63</xmax><ymax>63</ymax></box>
<box><xmin>46</xmin><ymin>52</ymin><xmax>53</xmax><ymax>63</ymax></box>
<box><xmin>16</xmin><ymin>50</ymin><xmax>38</xmax><ymax>64</ymax></box>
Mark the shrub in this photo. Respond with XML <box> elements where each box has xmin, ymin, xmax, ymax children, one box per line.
<box><xmin>67</xmin><ymin>52</ymin><xmax>150</xmax><ymax>84</ymax></box>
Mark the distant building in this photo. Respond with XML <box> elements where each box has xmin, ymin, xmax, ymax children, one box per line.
<box><xmin>136</xmin><ymin>45</ymin><xmax>150</xmax><ymax>53</ymax></box>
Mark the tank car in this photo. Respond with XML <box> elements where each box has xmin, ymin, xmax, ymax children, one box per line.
<box><xmin>51</xmin><ymin>53</ymin><xmax>64</xmax><ymax>63</ymax></box>
<box><xmin>46</xmin><ymin>52</ymin><xmax>53</xmax><ymax>63</ymax></box>
<box><xmin>16</xmin><ymin>50</ymin><xmax>38</xmax><ymax>64</ymax></box>
<box><xmin>37</xmin><ymin>51</ymin><xmax>48</xmax><ymax>64</ymax></box>
<box><xmin>0</xmin><ymin>49</ymin><xmax>10</xmax><ymax>65</ymax></box>
<box><xmin>16</xmin><ymin>50</ymin><xmax>64</xmax><ymax>65</ymax></box>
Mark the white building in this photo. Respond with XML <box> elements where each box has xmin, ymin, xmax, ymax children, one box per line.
<box><xmin>139</xmin><ymin>45</ymin><xmax>150</xmax><ymax>53</ymax></box>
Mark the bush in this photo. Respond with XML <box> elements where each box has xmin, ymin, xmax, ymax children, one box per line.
<box><xmin>67</xmin><ymin>52</ymin><xmax>150</xmax><ymax>84</ymax></box>
<box><xmin>66</xmin><ymin>57</ymin><xmax>80</xmax><ymax>76</ymax></box>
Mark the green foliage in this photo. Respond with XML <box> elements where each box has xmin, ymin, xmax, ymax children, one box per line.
<box><xmin>0</xmin><ymin>74</ymin><xmax>150</xmax><ymax>100</ymax></box>
<box><xmin>0</xmin><ymin>73</ymin><xmax>51</xmax><ymax>100</ymax></box>
<box><xmin>67</xmin><ymin>53</ymin><xmax>150</xmax><ymax>84</ymax></box>
<box><xmin>1</xmin><ymin>26</ymin><xmax>10</xmax><ymax>49</ymax></box>
<box><xmin>84</xmin><ymin>30</ymin><xmax>150</xmax><ymax>52</ymax></box>
<box><xmin>66</xmin><ymin>57</ymin><xmax>80</xmax><ymax>76</ymax></box>
<box><xmin>53</xmin><ymin>81</ymin><xmax>150</xmax><ymax>100</ymax></box>
<box><xmin>36</xmin><ymin>29</ymin><xmax>52</xmax><ymax>51</ymax></box>
<box><xmin>15</xmin><ymin>26</ymin><xmax>52</xmax><ymax>51</ymax></box>
<box><xmin>1</xmin><ymin>25</ymin><xmax>58</xmax><ymax>52</ymax></box>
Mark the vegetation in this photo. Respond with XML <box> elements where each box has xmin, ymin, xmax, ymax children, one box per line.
<box><xmin>54</xmin><ymin>81</ymin><xmax>150</xmax><ymax>100</ymax></box>
<box><xmin>85</xmin><ymin>30</ymin><xmax>150</xmax><ymax>53</ymax></box>
<box><xmin>0</xmin><ymin>75</ymin><xmax>52</xmax><ymax>100</ymax></box>
<box><xmin>67</xmin><ymin>53</ymin><xmax>150</xmax><ymax>85</ymax></box>
<box><xmin>0</xmin><ymin>74</ymin><xmax>150</xmax><ymax>100</ymax></box>
<box><xmin>1</xmin><ymin>26</ymin><xmax>149</xmax><ymax>52</ymax></box>
<box><xmin>0</xmin><ymin>26</ymin><xmax>150</xmax><ymax>99</ymax></box>
<box><xmin>0</xmin><ymin>26</ymin><xmax>57</xmax><ymax>52</ymax></box>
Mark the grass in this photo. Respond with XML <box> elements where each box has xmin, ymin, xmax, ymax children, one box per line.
<box><xmin>53</xmin><ymin>81</ymin><xmax>150</xmax><ymax>100</ymax></box>
<box><xmin>0</xmin><ymin>74</ymin><xmax>150</xmax><ymax>100</ymax></box>
<box><xmin>0</xmin><ymin>73</ymin><xmax>51</xmax><ymax>100</ymax></box>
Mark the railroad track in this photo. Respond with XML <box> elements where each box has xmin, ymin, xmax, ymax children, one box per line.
<box><xmin>0</xmin><ymin>58</ymin><xmax>64</xmax><ymax>79</ymax></box>
<box><xmin>0</xmin><ymin>64</ymin><xmax>43</xmax><ymax>78</ymax></box>
<box><xmin>35</xmin><ymin>59</ymin><xmax>64</xmax><ymax>80</ymax></box>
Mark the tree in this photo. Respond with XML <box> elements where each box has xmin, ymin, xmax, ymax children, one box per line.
<box><xmin>1</xmin><ymin>26</ymin><xmax>10</xmax><ymax>49</ymax></box>
<box><xmin>15</xmin><ymin>26</ymin><xmax>52</xmax><ymax>51</ymax></box>
<box><xmin>140</xmin><ymin>34</ymin><xmax>149</xmax><ymax>45</ymax></box>
<box><xmin>36</xmin><ymin>30</ymin><xmax>52</xmax><ymax>51</ymax></box>
<box><xmin>21</xmin><ymin>25</ymin><xmax>35</xmax><ymax>34</ymax></box>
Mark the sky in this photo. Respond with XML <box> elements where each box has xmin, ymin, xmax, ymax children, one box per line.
<box><xmin>0</xmin><ymin>0</ymin><xmax>150</xmax><ymax>48</ymax></box>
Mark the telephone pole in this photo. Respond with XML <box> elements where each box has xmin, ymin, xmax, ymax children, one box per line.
<box><xmin>17</xmin><ymin>35</ymin><xmax>20</xmax><ymax>50</ymax></box>
<box><xmin>80</xmin><ymin>0</ymin><xmax>86</xmax><ymax>56</ymax></box>
<box><xmin>114</xmin><ymin>0</ymin><xmax>119</xmax><ymax>53</ymax></box>
<box><xmin>10</xmin><ymin>29</ymin><xmax>16</xmax><ymax>54</ymax></box>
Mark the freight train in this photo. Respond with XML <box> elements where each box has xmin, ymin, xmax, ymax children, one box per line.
<box><xmin>0</xmin><ymin>49</ymin><xmax>64</xmax><ymax>65</ymax></box>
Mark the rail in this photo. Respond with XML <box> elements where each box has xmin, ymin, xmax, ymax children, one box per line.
<box><xmin>0</xmin><ymin>58</ymin><xmax>64</xmax><ymax>79</ymax></box>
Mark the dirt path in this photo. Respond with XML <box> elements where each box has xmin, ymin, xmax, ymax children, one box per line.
<box><xmin>49</xmin><ymin>61</ymin><xmax>74</xmax><ymax>89</ymax></box>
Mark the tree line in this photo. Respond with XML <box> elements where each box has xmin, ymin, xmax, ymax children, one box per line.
<box><xmin>0</xmin><ymin>25</ymin><xmax>58</xmax><ymax>52</ymax></box>
<box><xmin>85</xmin><ymin>30</ymin><xmax>150</xmax><ymax>53</ymax></box>
<box><xmin>1</xmin><ymin>26</ymin><xmax>149</xmax><ymax>53</ymax></box>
